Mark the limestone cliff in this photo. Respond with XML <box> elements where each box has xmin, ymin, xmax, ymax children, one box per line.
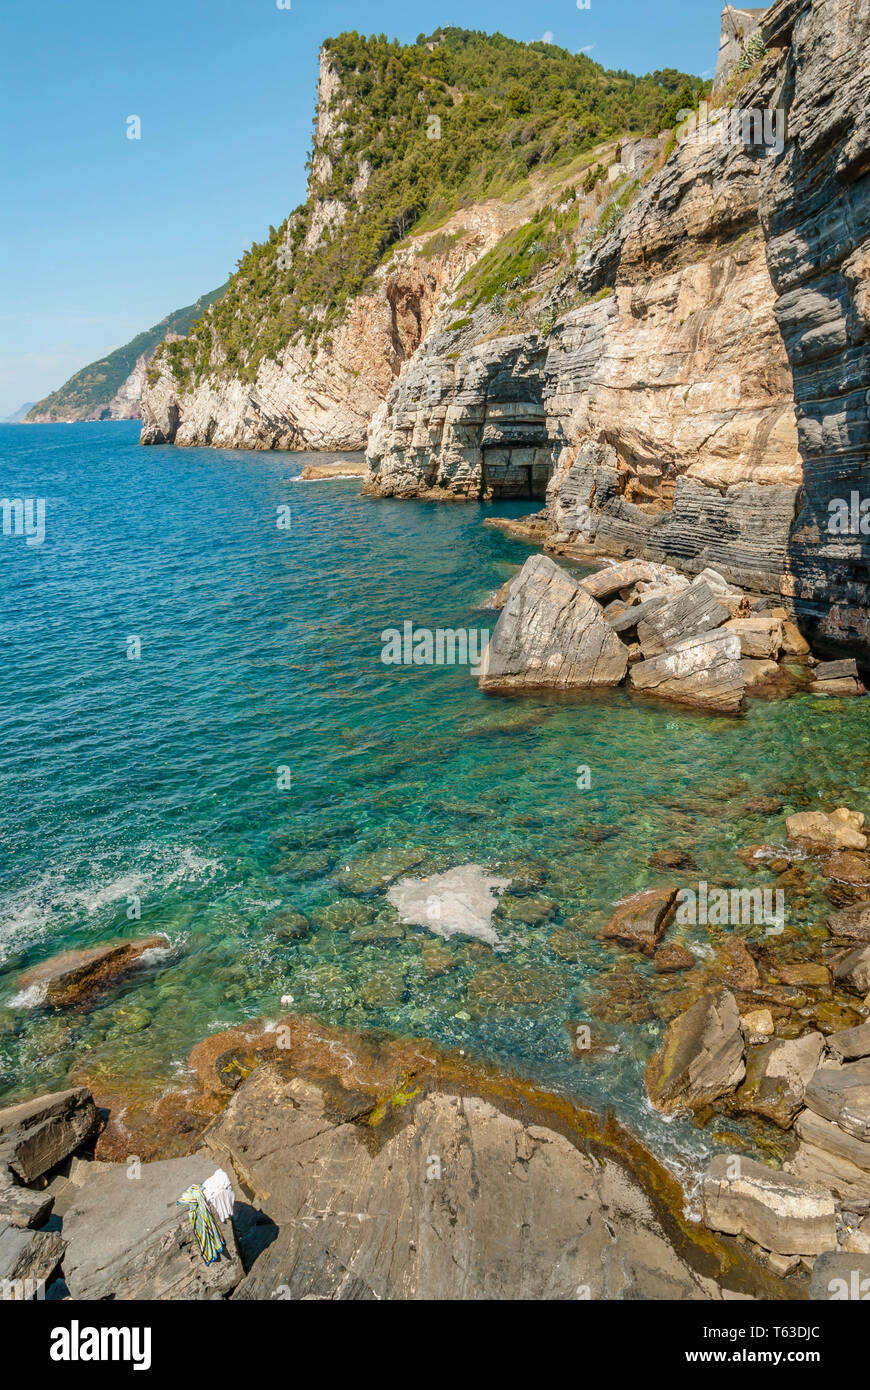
<box><xmin>366</xmin><ymin>0</ymin><xmax>870</xmax><ymax>663</ymax></box>
<box><xmin>139</xmin><ymin>33</ymin><xmax>704</xmax><ymax>451</ymax></box>
<box><xmin>140</xmin><ymin>208</ymin><xmax>518</xmax><ymax>451</ymax></box>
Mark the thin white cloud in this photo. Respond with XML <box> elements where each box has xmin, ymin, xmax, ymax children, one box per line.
<box><xmin>579</xmin><ymin>44</ymin><xmax>596</xmax><ymax>53</ymax></box>
<box><xmin>542</xmin><ymin>31</ymin><xmax>554</xmax><ymax>43</ymax></box>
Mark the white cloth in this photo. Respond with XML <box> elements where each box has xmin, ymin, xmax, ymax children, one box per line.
<box><xmin>202</xmin><ymin>1168</ymin><xmax>235</xmax><ymax>1222</ymax></box>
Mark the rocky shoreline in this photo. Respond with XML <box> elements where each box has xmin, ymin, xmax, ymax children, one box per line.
<box><xmin>477</xmin><ymin>547</ymin><xmax>866</xmax><ymax>711</ymax></box>
<box><xmin>0</xmin><ymin>1014</ymin><xmax>821</xmax><ymax>1301</ymax></box>
<box><xmin>3</xmin><ymin>824</ymin><xmax>869</xmax><ymax>1301</ymax></box>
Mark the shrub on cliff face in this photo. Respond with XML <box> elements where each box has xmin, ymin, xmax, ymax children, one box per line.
<box><xmin>157</xmin><ymin>28</ymin><xmax>705</xmax><ymax>392</ymax></box>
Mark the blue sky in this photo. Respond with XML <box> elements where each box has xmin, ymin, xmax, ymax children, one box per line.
<box><xmin>0</xmin><ymin>0</ymin><xmax>725</xmax><ymax>415</ymax></box>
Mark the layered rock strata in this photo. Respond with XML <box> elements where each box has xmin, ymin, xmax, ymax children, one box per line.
<box><xmin>366</xmin><ymin>0</ymin><xmax>870</xmax><ymax>663</ymax></box>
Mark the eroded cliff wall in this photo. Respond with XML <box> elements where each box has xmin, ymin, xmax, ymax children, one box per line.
<box><xmin>366</xmin><ymin>0</ymin><xmax>869</xmax><ymax>659</ymax></box>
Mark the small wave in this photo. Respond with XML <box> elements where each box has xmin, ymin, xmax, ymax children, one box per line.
<box><xmin>70</xmin><ymin>871</ymin><xmax>148</xmax><ymax>915</ymax></box>
<box><xmin>0</xmin><ymin>844</ymin><xmax>223</xmax><ymax>966</ymax></box>
<box><xmin>6</xmin><ymin>982</ymin><xmax>47</xmax><ymax>1009</ymax></box>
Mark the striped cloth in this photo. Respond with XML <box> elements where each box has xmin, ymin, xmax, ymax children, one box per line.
<box><xmin>177</xmin><ymin>1184</ymin><xmax>226</xmax><ymax>1265</ymax></box>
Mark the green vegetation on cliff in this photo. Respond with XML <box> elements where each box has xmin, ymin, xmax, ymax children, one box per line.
<box><xmin>158</xmin><ymin>28</ymin><xmax>705</xmax><ymax>391</ymax></box>
<box><xmin>26</xmin><ymin>286</ymin><xmax>226</xmax><ymax>421</ymax></box>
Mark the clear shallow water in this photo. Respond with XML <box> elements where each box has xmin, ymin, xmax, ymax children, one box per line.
<box><xmin>1</xmin><ymin>421</ymin><xmax>868</xmax><ymax>1177</ymax></box>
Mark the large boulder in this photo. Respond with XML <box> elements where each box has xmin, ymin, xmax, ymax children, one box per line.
<box><xmin>702</xmin><ymin>1154</ymin><xmax>837</xmax><ymax>1257</ymax></box>
<box><xmin>734</xmin><ymin>1032</ymin><xmax>825</xmax><ymax>1128</ymax></box>
<box><xmin>579</xmin><ymin>559</ymin><xmax>654</xmax><ymax>602</ymax></box>
<box><xmin>793</xmin><ymin>1109</ymin><xmax>870</xmax><ymax>1177</ymax></box>
<box><xmin>804</xmin><ymin>1059</ymin><xmax>870</xmax><ymax>1140</ymax></box>
<box><xmin>629</xmin><ymin>629</ymin><xmax>746</xmax><ymax>714</ymax></box>
<box><xmin>0</xmin><ymin>1170</ymin><xmax>52</xmax><ymax>1230</ymax></box>
<box><xmin>0</xmin><ymin>1087</ymin><xmax>100</xmax><ymax>1183</ymax></box>
<box><xmin>646</xmin><ymin>988</ymin><xmax>746</xmax><ymax>1114</ymax></box>
<box><xmin>827</xmin><ymin>1020</ymin><xmax>870</xmax><ymax>1061</ymax></box>
<box><xmin>14</xmin><ymin>936</ymin><xmax>169</xmax><ymax>1009</ymax></box>
<box><xmin>478</xmin><ymin>554</ymin><xmax>628</xmax><ymax>691</ymax></box>
<box><xmin>787</xmin><ymin>808</ymin><xmax>867</xmax><ymax>852</ymax></box>
<box><xmin>724</xmin><ymin>615</ymin><xmax>785</xmax><ymax>659</ymax></box>
<box><xmin>607</xmin><ymin>593</ymin><xmax>668</xmax><ymax>635</ymax></box>
<box><xmin>636</xmin><ymin>580</ymin><xmax>730</xmax><ymax>657</ymax></box>
<box><xmin>601</xmin><ymin>888</ymin><xmax>679</xmax><ymax>954</ymax></box>
<box><xmin>62</xmin><ymin>1155</ymin><xmax>243</xmax><ymax>1300</ymax></box>
<box><xmin>788</xmin><ymin>1138</ymin><xmax>870</xmax><ymax>1205</ymax></box>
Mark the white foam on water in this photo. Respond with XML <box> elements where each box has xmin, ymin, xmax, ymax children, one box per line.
<box><xmin>6</xmin><ymin>982</ymin><xmax>47</xmax><ymax>1009</ymax></box>
<box><xmin>0</xmin><ymin>844</ymin><xmax>223</xmax><ymax>967</ymax></box>
<box><xmin>70</xmin><ymin>871</ymin><xmax>148</xmax><ymax>914</ymax></box>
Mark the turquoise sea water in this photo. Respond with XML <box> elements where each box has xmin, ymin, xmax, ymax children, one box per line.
<box><xmin>1</xmin><ymin>421</ymin><xmax>868</xmax><ymax>1176</ymax></box>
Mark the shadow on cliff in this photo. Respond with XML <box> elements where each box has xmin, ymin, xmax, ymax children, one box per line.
<box><xmin>759</xmin><ymin>0</ymin><xmax>870</xmax><ymax>671</ymax></box>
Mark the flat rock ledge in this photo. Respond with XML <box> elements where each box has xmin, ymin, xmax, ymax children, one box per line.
<box><xmin>0</xmin><ymin>1017</ymin><xmax>800</xmax><ymax>1300</ymax></box>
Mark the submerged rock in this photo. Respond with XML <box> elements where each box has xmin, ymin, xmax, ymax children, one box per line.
<box><xmin>336</xmin><ymin>847</ymin><xmax>427</xmax><ymax>895</ymax></box>
<box><xmin>833</xmin><ymin>944</ymin><xmax>870</xmax><ymax>996</ymax></box>
<box><xmin>466</xmin><ymin>963</ymin><xmax>563</xmax><ymax>1007</ymax></box>
<box><xmin>12</xmin><ymin>936</ymin><xmax>169</xmax><ymax>1010</ymax></box>
<box><xmin>828</xmin><ymin>901</ymin><xmax>870</xmax><ymax>941</ymax></box>
<box><xmin>478</xmin><ymin>554</ymin><xmax>628</xmax><ymax>692</ymax></box>
<box><xmin>653</xmin><ymin>942</ymin><xmax>696</xmax><ymax>973</ymax></box>
<box><xmin>387</xmin><ymin>864</ymin><xmax>510</xmax><ymax>948</ymax></box>
<box><xmin>821</xmin><ymin>851</ymin><xmax>870</xmax><ymax>886</ymax></box>
<box><xmin>716</xmin><ymin>938</ymin><xmax>760</xmax><ymax>992</ymax></box>
<box><xmin>263</xmin><ymin>908</ymin><xmax>310</xmax><ymax>940</ymax></box>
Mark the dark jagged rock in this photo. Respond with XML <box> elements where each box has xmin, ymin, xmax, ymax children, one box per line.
<box><xmin>0</xmin><ymin>1087</ymin><xmax>100</xmax><ymax>1184</ymax></box>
